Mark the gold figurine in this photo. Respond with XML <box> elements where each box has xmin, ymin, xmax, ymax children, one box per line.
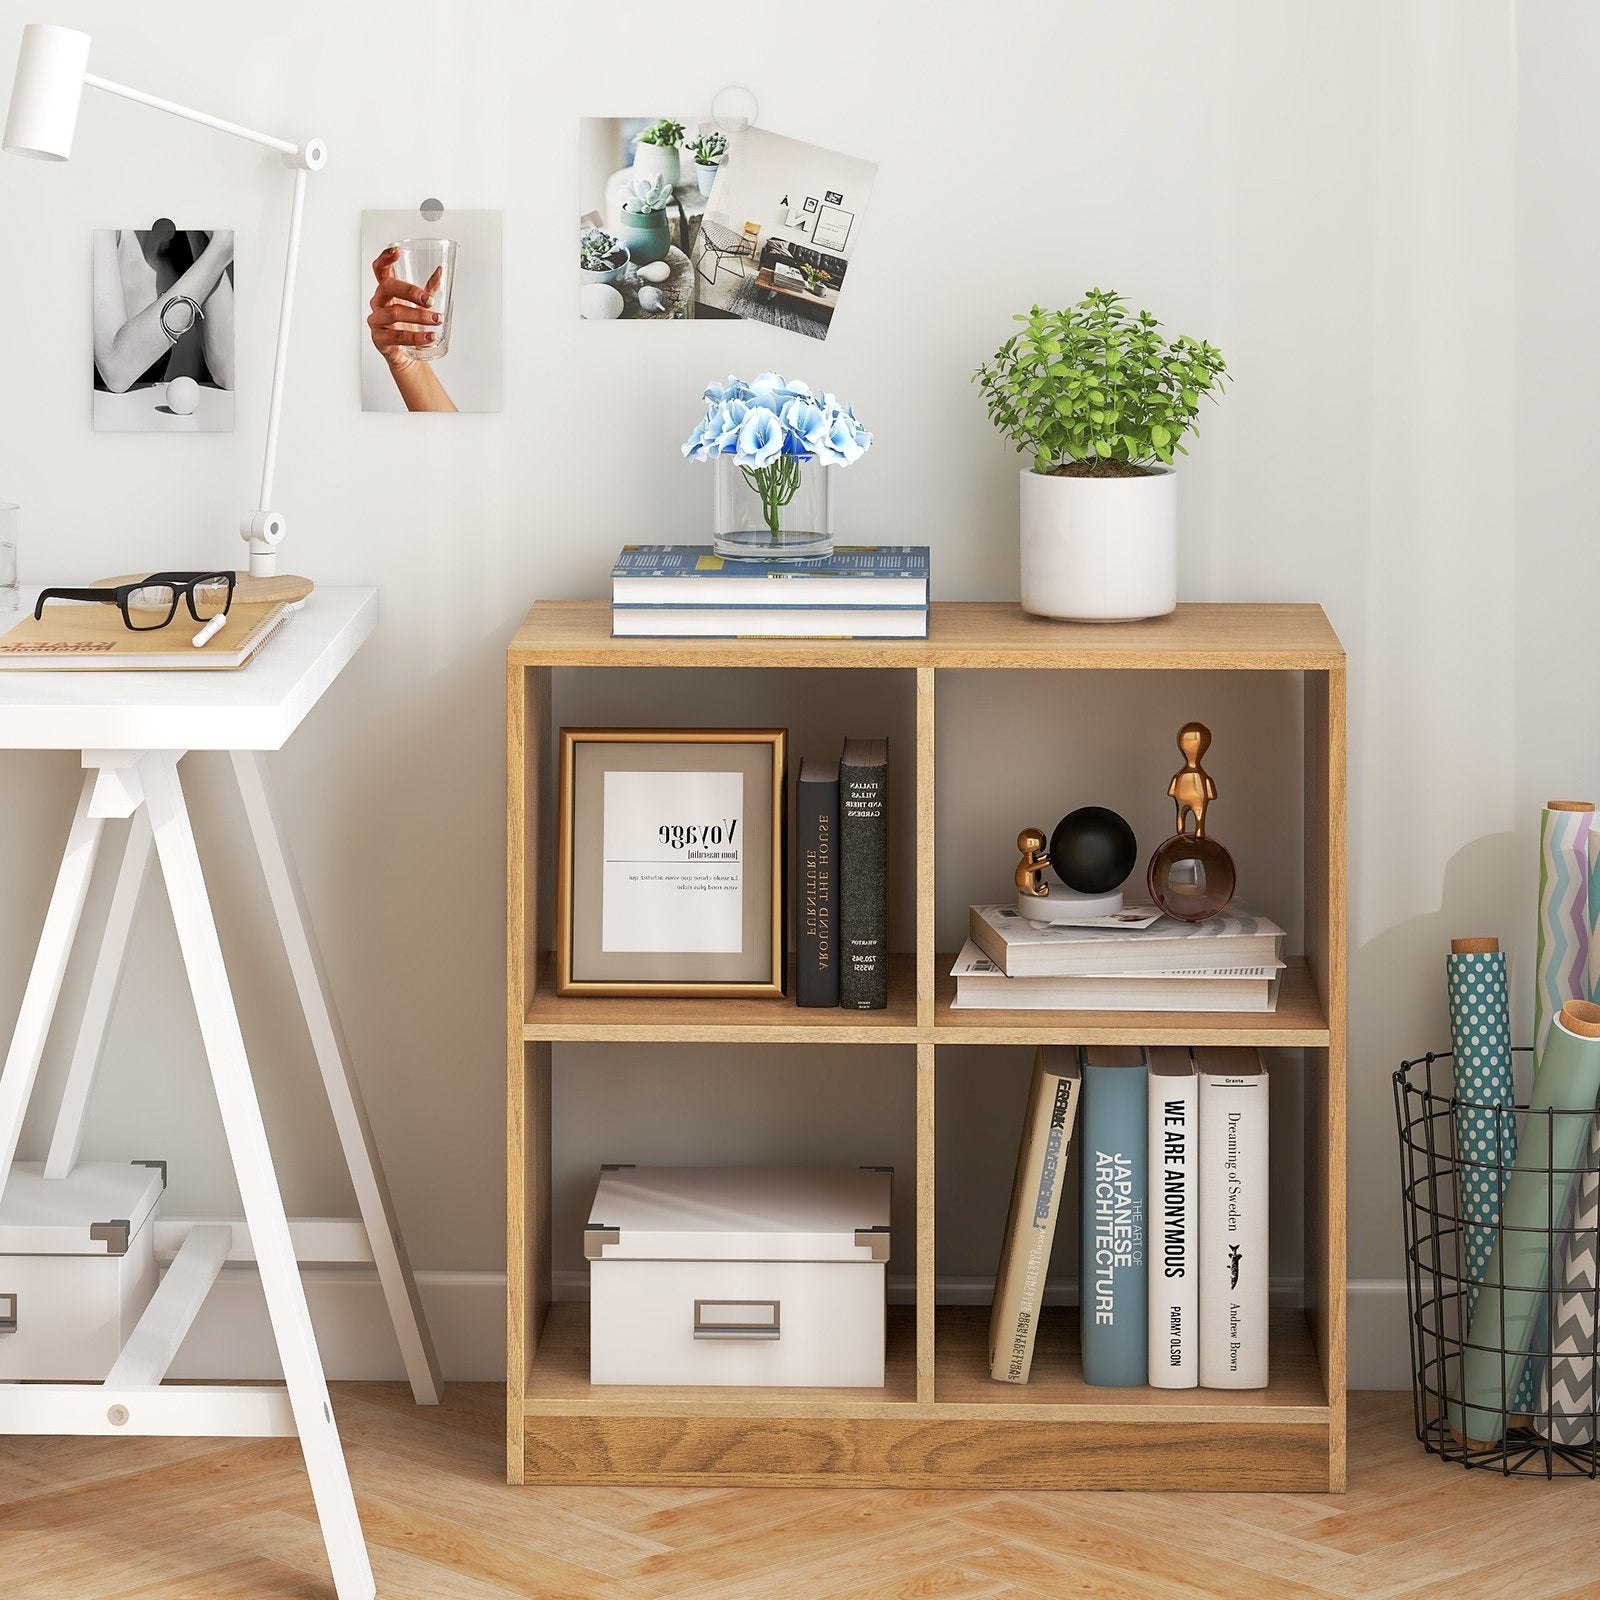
<box><xmin>1168</xmin><ymin>721</ymin><xmax>1217</xmax><ymax>838</ymax></box>
<box><xmin>1148</xmin><ymin>720</ymin><xmax>1236</xmax><ymax>922</ymax></box>
<box><xmin>1014</xmin><ymin>827</ymin><xmax>1052</xmax><ymax>897</ymax></box>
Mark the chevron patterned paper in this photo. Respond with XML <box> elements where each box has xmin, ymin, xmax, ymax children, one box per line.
<box><xmin>1540</xmin><ymin>824</ymin><xmax>1600</xmax><ymax>1444</ymax></box>
<box><xmin>1541</xmin><ymin>1154</ymin><xmax>1600</xmax><ymax>1444</ymax></box>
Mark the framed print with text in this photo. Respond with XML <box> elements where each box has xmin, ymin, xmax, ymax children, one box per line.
<box><xmin>557</xmin><ymin>728</ymin><xmax>786</xmax><ymax>995</ymax></box>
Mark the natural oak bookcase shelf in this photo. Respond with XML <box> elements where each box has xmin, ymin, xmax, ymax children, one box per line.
<box><xmin>508</xmin><ymin>600</ymin><xmax>1347</xmax><ymax>1492</ymax></box>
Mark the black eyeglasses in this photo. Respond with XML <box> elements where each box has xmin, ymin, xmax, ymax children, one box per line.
<box><xmin>33</xmin><ymin>571</ymin><xmax>236</xmax><ymax>632</ymax></box>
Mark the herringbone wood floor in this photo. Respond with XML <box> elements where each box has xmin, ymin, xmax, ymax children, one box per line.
<box><xmin>4</xmin><ymin>1389</ymin><xmax>1597</xmax><ymax>1599</ymax></box>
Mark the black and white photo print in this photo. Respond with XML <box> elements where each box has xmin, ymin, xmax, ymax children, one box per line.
<box><xmin>92</xmin><ymin>223</ymin><xmax>235</xmax><ymax>432</ymax></box>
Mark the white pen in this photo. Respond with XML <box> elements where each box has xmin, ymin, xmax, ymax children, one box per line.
<box><xmin>192</xmin><ymin>613</ymin><xmax>227</xmax><ymax>648</ymax></box>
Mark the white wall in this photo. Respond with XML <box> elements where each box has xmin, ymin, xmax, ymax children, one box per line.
<box><xmin>0</xmin><ymin>1</ymin><xmax>1552</xmax><ymax>1387</ymax></box>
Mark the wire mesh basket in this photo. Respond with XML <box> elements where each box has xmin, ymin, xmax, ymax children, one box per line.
<box><xmin>1395</xmin><ymin>1049</ymin><xmax>1600</xmax><ymax>1476</ymax></box>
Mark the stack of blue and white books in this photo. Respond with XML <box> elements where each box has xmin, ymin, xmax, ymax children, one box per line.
<box><xmin>610</xmin><ymin>545</ymin><xmax>930</xmax><ymax>638</ymax></box>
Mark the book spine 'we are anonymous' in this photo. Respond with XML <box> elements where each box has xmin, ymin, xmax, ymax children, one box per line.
<box><xmin>1197</xmin><ymin>1047</ymin><xmax>1270</xmax><ymax>1389</ymax></box>
<box><xmin>796</xmin><ymin>758</ymin><xmax>840</xmax><ymax>1008</ymax></box>
<box><xmin>1079</xmin><ymin>1046</ymin><xmax>1149</xmax><ymax>1387</ymax></box>
<box><xmin>987</xmin><ymin>1046</ymin><xmax>1082</xmax><ymax>1383</ymax></box>
<box><xmin>1147</xmin><ymin>1046</ymin><xmax>1199</xmax><ymax>1389</ymax></box>
<box><xmin>838</xmin><ymin>737</ymin><xmax>888</xmax><ymax>1010</ymax></box>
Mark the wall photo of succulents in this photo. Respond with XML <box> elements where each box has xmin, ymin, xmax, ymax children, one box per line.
<box><xmin>578</xmin><ymin>116</ymin><xmax>725</xmax><ymax>321</ymax></box>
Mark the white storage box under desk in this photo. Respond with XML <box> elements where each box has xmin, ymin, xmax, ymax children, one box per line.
<box><xmin>585</xmin><ymin>1165</ymin><xmax>891</xmax><ymax>1388</ymax></box>
<box><xmin>0</xmin><ymin>1161</ymin><xmax>163</xmax><ymax>1381</ymax></box>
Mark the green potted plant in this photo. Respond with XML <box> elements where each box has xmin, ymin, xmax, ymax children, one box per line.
<box><xmin>632</xmin><ymin>118</ymin><xmax>686</xmax><ymax>189</ymax></box>
<box><xmin>975</xmin><ymin>288</ymin><xmax>1227</xmax><ymax>621</ymax></box>
<box><xmin>578</xmin><ymin>226</ymin><xmax>628</xmax><ymax>287</ymax></box>
<box><xmin>688</xmin><ymin>130</ymin><xmax>727</xmax><ymax>197</ymax></box>
<box><xmin>799</xmin><ymin>263</ymin><xmax>832</xmax><ymax>296</ymax></box>
<box><xmin>614</xmin><ymin>173</ymin><xmax>673</xmax><ymax>266</ymax></box>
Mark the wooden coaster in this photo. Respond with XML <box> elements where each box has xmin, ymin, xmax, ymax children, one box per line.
<box><xmin>94</xmin><ymin>572</ymin><xmax>315</xmax><ymax>605</ymax></box>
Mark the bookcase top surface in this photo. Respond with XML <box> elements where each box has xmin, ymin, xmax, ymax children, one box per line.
<box><xmin>508</xmin><ymin>600</ymin><xmax>1344</xmax><ymax>670</ymax></box>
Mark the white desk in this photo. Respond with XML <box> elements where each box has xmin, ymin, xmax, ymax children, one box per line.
<box><xmin>0</xmin><ymin>588</ymin><xmax>436</xmax><ymax>1600</ymax></box>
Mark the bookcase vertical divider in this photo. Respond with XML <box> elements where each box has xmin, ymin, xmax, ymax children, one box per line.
<box><xmin>916</xmin><ymin>667</ymin><xmax>936</xmax><ymax>1031</ymax></box>
<box><xmin>916</xmin><ymin>1040</ymin><xmax>937</xmax><ymax>1402</ymax></box>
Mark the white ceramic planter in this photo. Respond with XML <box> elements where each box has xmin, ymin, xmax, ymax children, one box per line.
<box><xmin>632</xmin><ymin>141</ymin><xmax>681</xmax><ymax>189</ymax></box>
<box><xmin>1018</xmin><ymin>466</ymin><xmax>1177</xmax><ymax>622</ymax></box>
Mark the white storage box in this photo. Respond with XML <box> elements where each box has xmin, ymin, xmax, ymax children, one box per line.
<box><xmin>585</xmin><ymin>1165</ymin><xmax>891</xmax><ymax>1388</ymax></box>
<box><xmin>0</xmin><ymin>1161</ymin><xmax>164</xmax><ymax>1380</ymax></box>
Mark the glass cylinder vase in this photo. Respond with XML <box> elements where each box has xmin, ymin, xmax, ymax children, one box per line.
<box><xmin>713</xmin><ymin>453</ymin><xmax>834</xmax><ymax>560</ymax></box>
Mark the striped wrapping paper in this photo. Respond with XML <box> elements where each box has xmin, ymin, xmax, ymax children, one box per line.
<box><xmin>1536</xmin><ymin>804</ymin><xmax>1593</xmax><ymax>1064</ymax></box>
<box><xmin>1541</xmin><ymin>821</ymin><xmax>1600</xmax><ymax>1444</ymax></box>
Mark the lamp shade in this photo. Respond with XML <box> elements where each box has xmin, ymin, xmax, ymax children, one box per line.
<box><xmin>4</xmin><ymin>23</ymin><xmax>91</xmax><ymax>160</ymax></box>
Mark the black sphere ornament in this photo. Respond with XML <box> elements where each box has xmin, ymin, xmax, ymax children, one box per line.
<box><xmin>1048</xmin><ymin>806</ymin><xmax>1138</xmax><ymax>896</ymax></box>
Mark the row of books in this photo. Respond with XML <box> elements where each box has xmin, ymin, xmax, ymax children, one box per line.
<box><xmin>989</xmin><ymin>1042</ymin><xmax>1268</xmax><ymax>1389</ymax></box>
<box><xmin>952</xmin><ymin>901</ymin><xmax>1287</xmax><ymax>1012</ymax></box>
<box><xmin>796</xmin><ymin>738</ymin><xmax>889</xmax><ymax>1009</ymax></box>
<box><xmin>611</xmin><ymin>545</ymin><xmax>931</xmax><ymax>638</ymax></box>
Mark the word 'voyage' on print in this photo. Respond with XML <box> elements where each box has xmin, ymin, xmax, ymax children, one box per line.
<box><xmin>601</xmin><ymin>769</ymin><xmax>745</xmax><ymax>954</ymax></box>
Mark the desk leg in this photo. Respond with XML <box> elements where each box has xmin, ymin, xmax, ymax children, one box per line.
<box><xmin>0</xmin><ymin>772</ymin><xmax>105</xmax><ymax>1184</ymax></box>
<box><xmin>230</xmin><ymin>749</ymin><xmax>442</xmax><ymax>1405</ymax></box>
<box><xmin>142</xmin><ymin>753</ymin><xmax>375</xmax><ymax>1600</ymax></box>
<box><xmin>44</xmin><ymin>808</ymin><xmax>152</xmax><ymax>1180</ymax></box>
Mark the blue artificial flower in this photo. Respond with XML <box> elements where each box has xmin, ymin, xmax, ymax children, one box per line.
<box><xmin>702</xmin><ymin>375</ymin><xmax>747</xmax><ymax>406</ymax></box>
<box><xmin>681</xmin><ymin>414</ymin><xmax>714</xmax><ymax>460</ymax></box>
<box><xmin>735</xmin><ymin>407</ymin><xmax>785</xmax><ymax>467</ymax></box>
<box><xmin>686</xmin><ymin>377</ymin><xmax>870</xmax><ymax>467</ymax></box>
<box><xmin>821</xmin><ymin>412</ymin><xmax>865</xmax><ymax>465</ymax></box>
<box><xmin>780</xmin><ymin>398</ymin><xmax>826</xmax><ymax>458</ymax></box>
<box><xmin>713</xmin><ymin>399</ymin><xmax>749</xmax><ymax>449</ymax></box>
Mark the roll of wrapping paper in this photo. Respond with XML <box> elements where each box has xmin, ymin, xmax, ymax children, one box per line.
<box><xmin>1536</xmin><ymin>803</ymin><xmax>1594</xmax><ymax>1066</ymax></box>
<box><xmin>1539</xmin><ymin>826</ymin><xmax>1600</xmax><ymax>1443</ymax></box>
<box><xmin>1453</xmin><ymin>1000</ymin><xmax>1600</xmax><ymax>1445</ymax></box>
<box><xmin>1448</xmin><ymin>939</ymin><xmax>1516</xmax><ymax>1324</ymax></box>
<box><xmin>1541</xmin><ymin>1151</ymin><xmax>1600</xmax><ymax>1443</ymax></box>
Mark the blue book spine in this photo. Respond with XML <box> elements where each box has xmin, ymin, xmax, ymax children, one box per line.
<box><xmin>1080</xmin><ymin>1048</ymin><xmax>1149</xmax><ymax>1386</ymax></box>
<box><xmin>611</xmin><ymin>544</ymin><xmax>931</xmax><ymax>582</ymax></box>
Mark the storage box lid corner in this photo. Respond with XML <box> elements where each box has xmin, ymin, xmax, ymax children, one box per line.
<box><xmin>0</xmin><ymin>1161</ymin><xmax>164</xmax><ymax>1255</ymax></box>
<box><xmin>586</xmin><ymin>1165</ymin><xmax>891</xmax><ymax>1263</ymax></box>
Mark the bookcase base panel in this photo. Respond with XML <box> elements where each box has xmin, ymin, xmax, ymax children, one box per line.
<box><xmin>521</xmin><ymin>1415</ymin><xmax>1336</xmax><ymax>1492</ymax></box>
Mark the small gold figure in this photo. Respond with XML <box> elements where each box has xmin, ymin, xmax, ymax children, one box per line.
<box><xmin>1168</xmin><ymin>722</ymin><xmax>1218</xmax><ymax>838</ymax></box>
<box><xmin>1015</xmin><ymin>827</ymin><xmax>1052</xmax><ymax>897</ymax></box>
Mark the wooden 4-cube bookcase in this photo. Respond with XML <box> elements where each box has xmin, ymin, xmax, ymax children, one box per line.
<box><xmin>507</xmin><ymin>600</ymin><xmax>1347</xmax><ymax>1491</ymax></box>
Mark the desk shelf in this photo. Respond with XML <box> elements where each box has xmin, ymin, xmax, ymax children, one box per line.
<box><xmin>507</xmin><ymin>600</ymin><xmax>1347</xmax><ymax>1491</ymax></box>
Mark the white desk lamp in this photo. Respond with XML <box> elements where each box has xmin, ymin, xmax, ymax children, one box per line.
<box><xmin>3</xmin><ymin>23</ymin><xmax>325</xmax><ymax>587</ymax></box>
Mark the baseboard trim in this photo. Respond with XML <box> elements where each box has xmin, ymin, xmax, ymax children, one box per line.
<box><xmin>167</xmin><ymin>1269</ymin><xmax>1414</xmax><ymax>1390</ymax></box>
<box><xmin>169</xmin><ymin>1267</ymin><xmax>506</xmax><ymax>1383</ymax></box>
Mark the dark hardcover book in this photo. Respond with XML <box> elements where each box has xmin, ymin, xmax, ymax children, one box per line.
<box><xmin>796</xmin><ymin>757</ymin><xmax>840</xmax><ymax>1008</ymax></box>
<box><xmin>838</xmin><ymin>736</ymin><xmax>889</xmax><ymax>1010</ymax></box>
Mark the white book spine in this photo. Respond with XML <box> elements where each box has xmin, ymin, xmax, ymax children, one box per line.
<box><xmin>1148</xmin><ymin>1066</ymin><xmax>1199</xmax><ymax>1388</ymax></box>
<box><xmin>1198</xmin><ymin>1063</ymin><xmax>1269</xmax><ymax>1388</ymax></box>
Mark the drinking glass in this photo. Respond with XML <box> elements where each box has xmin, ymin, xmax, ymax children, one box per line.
<box><xmin>0</xmin><ymin>504</ymin><xmax>17</xmax><ymax>614</ymax></box>
<box><xmin>390</xmin><ymin>237</ymin><xmax>459</xmax><ymax>360</ymax></box>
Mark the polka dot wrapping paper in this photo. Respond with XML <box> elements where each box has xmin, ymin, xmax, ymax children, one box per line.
<box><xmin>1448</xmin><ymin>947</ymin><xmax>1517</xmax><ymax>1327</ymax></box>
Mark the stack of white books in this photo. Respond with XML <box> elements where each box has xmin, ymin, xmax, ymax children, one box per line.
<box><xmin>610</xmin><ymin>544</ymin><xmax>930</xmax><ymax>638</ymax></box>
<box><xmin>950</xmin><ymin>902</ymin><xmax>1286</xmax><ymax>1011</ymax></box>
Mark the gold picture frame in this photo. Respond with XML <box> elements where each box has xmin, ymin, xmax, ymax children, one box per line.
<box><xmin>557</xmin><ymin>728</ymin><xmax>786</xmax><ymax>996</ymax></box>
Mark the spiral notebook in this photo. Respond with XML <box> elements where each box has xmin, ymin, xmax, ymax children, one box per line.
<box><xmin>0</xmin><ymin>600</ymin><xmax>293</xmax><ymax>670</ymax></box>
